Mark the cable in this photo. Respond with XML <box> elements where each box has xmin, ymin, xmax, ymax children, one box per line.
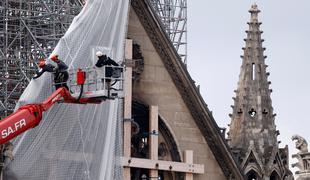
<box><xmin>77</xmin><ymin>84</ymin><xmax>84</xmax><ymax>102</ymax></box>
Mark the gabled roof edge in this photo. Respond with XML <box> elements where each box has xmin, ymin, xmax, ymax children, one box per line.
<box><xmin>130</xmin><ymin>0</ymin><xmax>244</xmax><ymax>179</ymax></box>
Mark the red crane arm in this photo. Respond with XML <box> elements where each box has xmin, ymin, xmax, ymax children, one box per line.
<box><xmin>0</xmin><ymin>87</ymin><xmax>101</xmax><ymax>144</ymax></box>
<box><xmin>41</xmin><ymin>87</ymin><xmax>74</xmax><ymax>111</ymax></box>
<box><xmin>0</xmin><ymin>104</ymin><xmax>43</xmax><ymax>144</ymax></box>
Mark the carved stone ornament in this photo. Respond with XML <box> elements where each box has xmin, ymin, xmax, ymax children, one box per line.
<box><xmin>292</xmin><ymin>135</ymin><xmax>310</xmax><ymax>179</ymax></box>
<box><xmin>292</xmin><ymin>135</ymin><xmax>308</xmax><ymax>153</ymax></box>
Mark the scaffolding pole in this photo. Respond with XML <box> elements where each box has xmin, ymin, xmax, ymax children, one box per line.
<box><xmin>149</xmin><ymin>0</ymin><xmax>187</xmax><ymax>64</ymax></box>
<box><xmin>0</xmin><ymin>0</ymin><xmax>82</xmax><ymax>118</ymax></box>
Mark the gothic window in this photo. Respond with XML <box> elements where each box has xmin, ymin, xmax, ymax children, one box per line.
<box><xmin>246</xmin><ymin>170</ymin><xmax>259</xmax><ymax>180</ymax></box>
<box><xmin>131</xmin><ymin>101</ymin><xmax>181</xmax><ymax>180</ymax></box>
<box><xmin>249</xmin><ymin>108</ymin><xmax>256</xmax><ymax>117</ymax></box>
<box><xmin>270</xmin><ymin>171</ymin><xmax>280</xmax><ymax>180</ymax></box>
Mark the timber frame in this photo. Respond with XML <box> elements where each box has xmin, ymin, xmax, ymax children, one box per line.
<box><xmin>130</xmin><ymin>0</ymin><xmax>244</xmax><ymax>179</ymax></box>
<box><xmin>132</xmin><ymin>100</ymin><xmax>182</xmax><ymax>162</ymax></box>
<box><xmin>123</xmin><ymin>39</ymin><xmax>203</xmax><ymax>179</ymax></box>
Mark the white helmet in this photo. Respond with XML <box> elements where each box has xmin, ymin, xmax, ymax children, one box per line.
<box><xmin>96</xmin><ymin>51</ymin><xmax>103</xmax><ymax>57</ymax></box>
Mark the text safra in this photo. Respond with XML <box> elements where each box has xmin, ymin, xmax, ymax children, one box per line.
<box><xmin>1</xmin><ymin>119</ymin><xmax>26</xmax><ymax>139</ymax></box>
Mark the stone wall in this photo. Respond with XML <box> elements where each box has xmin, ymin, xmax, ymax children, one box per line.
<box><xmin>127</xmin><ymin>7</ymin><xmax>226</xmax><ymax>180</ymax></box>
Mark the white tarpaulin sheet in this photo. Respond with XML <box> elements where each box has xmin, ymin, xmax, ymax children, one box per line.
<box><xmin>4</xmin><ymin>0</ymin><xmax>129</xmax><ymax>179</ymax></box>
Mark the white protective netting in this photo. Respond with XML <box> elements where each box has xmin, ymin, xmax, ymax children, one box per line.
<box><xmin>3</xmin><ymin>0</ymin><xmax>129</xmax><ymax>179</ymax></box>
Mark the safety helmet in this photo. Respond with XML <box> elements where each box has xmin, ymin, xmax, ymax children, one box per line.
<box><xmin>50</xmin><ymin>55</ymin><xmax>59</xmax><ymax>61</ymax></box>
<box><xmin>38</xmin><ymin>60</ymin><xmax>46</xmax><ymax>68</ymax></box>
<box><xmin>96</xmin><ymin>51</ymin><xmax>103</xmax><ymax>57</ymax></box>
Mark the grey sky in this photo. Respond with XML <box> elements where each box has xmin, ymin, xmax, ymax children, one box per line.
<box><xmin>187</xmin><ymin>0</ymin><xmax>310</xmax><ymax>173</ymax></box>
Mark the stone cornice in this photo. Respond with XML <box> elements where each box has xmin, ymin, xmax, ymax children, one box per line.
<box><xmin>131</xmin><ymin>0</ymin><xmax>244</xmax><ymax>179</ymax></box>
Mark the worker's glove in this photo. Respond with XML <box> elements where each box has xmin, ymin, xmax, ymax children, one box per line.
<box><xmin>32</xmin><ymin>75</ymin><xmax>38</xmax><ymax>80</ymax></box>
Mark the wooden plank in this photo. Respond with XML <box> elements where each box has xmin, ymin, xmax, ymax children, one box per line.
<box><xmin>123</xmin><ymin>68</ymin><xmax>132</xmax><ymax>157</ymax></box>
<box><xmin>149</xmin><ymin>106</ymin><xmax>159</xmax><ymax>178</ymax></box>
<box><xmin>123</xmin><ymin>39</ymin><xmax>133</xmax><ymax>180</ymax></box>
<box><xmin>184</xmin><ymin>150</ymin><xmax>194</xmax><ymax>180</ymax></box>
<box><xmin>125</xmin><ymin>39</ymin><xmax>133</xmax><ymax>60</ymax></box>
<box><xmin>122</xmin><ymin>157</ymin><xmax>204</xmax><ymax>174</ymax></box>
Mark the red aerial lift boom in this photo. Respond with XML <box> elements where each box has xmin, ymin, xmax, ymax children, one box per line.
<box><xmin>0</xmin><ymin>66</ymin><xmax>124</xmax><ymax>145</ymax></box>
<box><xmin>0</xmin><ymin>87</ymin><xmax>102</xmax><ymax>145</ymax></box>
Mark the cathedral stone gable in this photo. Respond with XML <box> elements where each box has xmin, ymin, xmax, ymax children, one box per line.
<box><xmin>127</xmin><ymin>0</ymin><xmax>243</xmax><ymax>179</ymax></box>
<box><xmin>128</xmin><ymin>8</ymin><xmax>225</xmax><ymax>180</ymax></box>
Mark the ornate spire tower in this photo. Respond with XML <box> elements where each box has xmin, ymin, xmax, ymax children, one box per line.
<box><xmin>227</xmin><ymin>4</ymin><xmax>292</xmax><ymax>180</ymax></box>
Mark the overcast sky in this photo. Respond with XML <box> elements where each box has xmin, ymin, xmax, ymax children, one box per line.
<box><xmin>187</xmin><ymin>0</ymin><xmax>310</xmax><ymax>174</ymax></box>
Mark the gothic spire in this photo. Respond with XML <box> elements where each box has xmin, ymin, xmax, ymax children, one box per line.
<box><xmin>227</xmin><ymin>4</ymin><xmax>292</xmax><ymax>179</ymax></box>
<box><xmin>228</xmin><ymin>4</ymin><xmax>274</xmax><ymax>144</ymax></box>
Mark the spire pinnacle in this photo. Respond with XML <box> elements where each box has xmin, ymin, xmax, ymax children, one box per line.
<box><xmin>249</xmin><ymin>3</ymin><xmax>260</xmax><ymax>22</ymax></box>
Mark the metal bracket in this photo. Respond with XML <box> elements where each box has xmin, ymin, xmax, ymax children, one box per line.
<box><xmin>142</xmin><ymin>130</ymin><xmax>159</xmax><ymax>136</ymax></box>
<box><xmin>124</xmin><ymin>59</ymin><xmax>134</xmax><ymax>67</ymax></box>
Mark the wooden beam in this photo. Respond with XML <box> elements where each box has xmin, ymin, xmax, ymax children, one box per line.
<box><xmin>184</xmin><ymin>150</ymin><xmax>194</xmax><ymax>180</ymax></box>
<box><xmin>123</xmin><ymin>39</ymin><xmax>133</xmax><ymax>180</ymax></box>
<box><xmin>122</xmin><ymin>157</ymin><xmax>204</xmax><ymax>174</ymax></box>
<box><xmin>125</xmin><ymin>39</ymin><xmax>133</xmax><ymax>60</ymax></box>
<box><xmin>149</xmin><ymin>106</ymin><xmax>159</xmax><ymax>178</ymax></box>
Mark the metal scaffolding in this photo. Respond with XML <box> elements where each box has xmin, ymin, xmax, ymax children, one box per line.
<box><xmin>149</xmin><ymin>0</ymin><xmax>187</xmax><ymax>64</ymax></box>
<box><xmin>0</xmin><ymin>0</ymin><xmax>82</xmax><ymax>118</ymax></box>
<box><xmin>0</xmin><ymin>0</ymin><xmax>187</xmax><ymax>118</ymax></box>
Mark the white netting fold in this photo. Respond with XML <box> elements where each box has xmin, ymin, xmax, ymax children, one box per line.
<box><xmin>4</xmin><ymin>0</ymin><xmax>129</xmax><ymax>179</ymax></box>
